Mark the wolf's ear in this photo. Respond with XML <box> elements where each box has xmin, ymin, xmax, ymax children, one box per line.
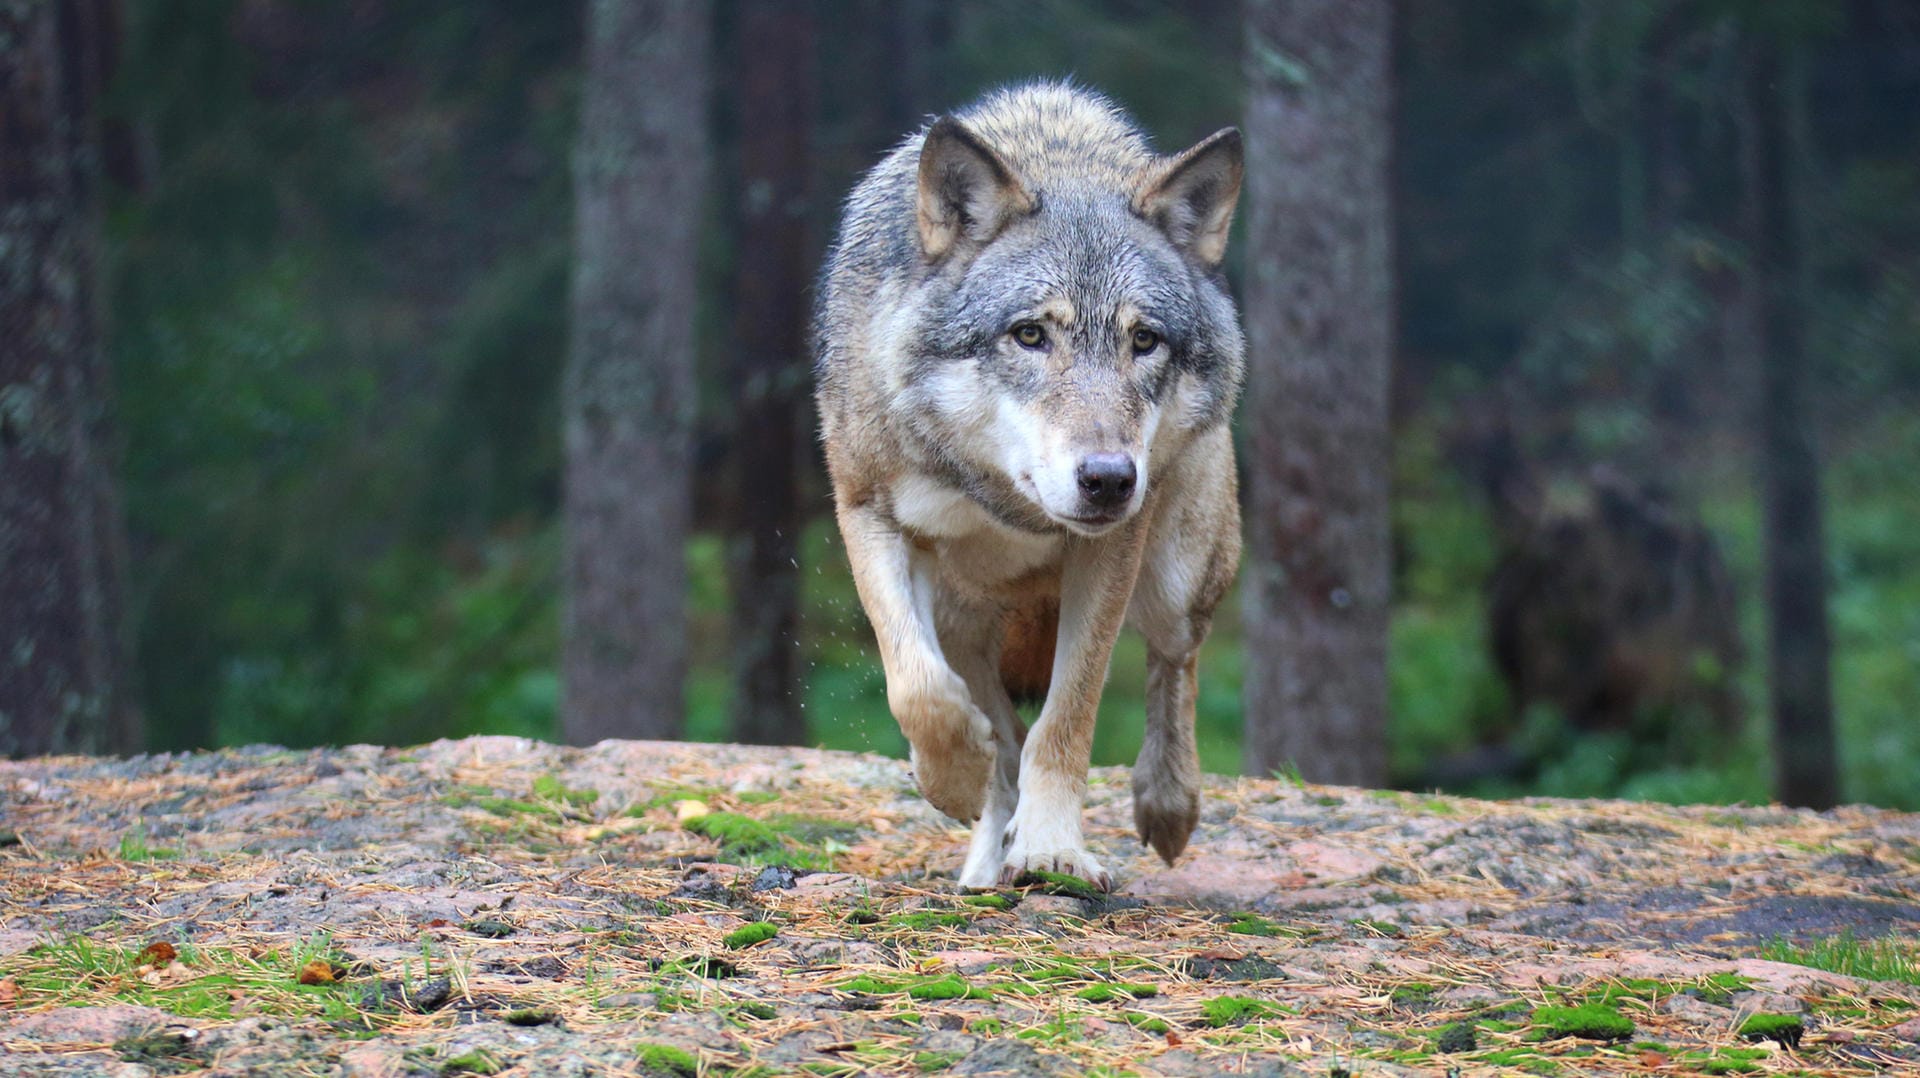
<box><xmin>916</xmin><ymin>117</ymin><xmax>1034</xmax><ymax>260</ymax></box>
<box><xmin>1136</xmin><ymin>127</ymin><xmax>1243</xmax><ymax>268</ymax></box>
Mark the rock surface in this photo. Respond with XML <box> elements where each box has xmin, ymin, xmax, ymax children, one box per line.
<box><xmin>1</xmin><ymin>737</ymin><xmax>1917</xmax><ymax>1075</ymax></box>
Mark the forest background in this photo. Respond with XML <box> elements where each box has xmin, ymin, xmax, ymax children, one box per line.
<box><xmin>5</xmin><ymin>0</ymin><xmax>1916</xmax><ymax>812</ymax></box>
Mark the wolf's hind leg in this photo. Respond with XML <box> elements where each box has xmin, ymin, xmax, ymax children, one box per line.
<box><xmin>1135</xmin><ymin>650</ymin><xmax>1202</xmax><ymax>864</ymax></box>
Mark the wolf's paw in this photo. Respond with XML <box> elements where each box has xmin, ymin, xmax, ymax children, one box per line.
<box><xmin>899</xmin><ymin>684</ymin><xmax>994</xmax><ymax>824</ymax></box>
<box><xmin>998</xmin><ymin>807</ymin><xmax>1110</xmax><ymax>891</ymax></box>
<box><xmin>997</xmin><ymin>840</ymin><xmax>1111</xmax><ymax>893</ymax></box>
<box><xmin>955</xmin><ymin>851</ymin><xmax>1002</xmax><ymax>891</ymax></box>
<box><xmin>1132</xmin><ymin>781</ymin><xmax>1200</xmax><ymax>866</ymax></box>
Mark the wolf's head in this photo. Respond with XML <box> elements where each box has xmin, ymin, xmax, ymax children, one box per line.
<box><xmin>898</xmin><ymin>90</ymin><xmax>1245</xmax><ymax>537</ymax></box>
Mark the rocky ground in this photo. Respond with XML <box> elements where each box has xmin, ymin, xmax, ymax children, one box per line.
<box><xmin>2</xmin><ymin>737</ymin><xmax>1918</xmax><ymax>1076</ymax></box>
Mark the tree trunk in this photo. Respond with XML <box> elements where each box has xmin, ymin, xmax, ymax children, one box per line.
<box><xmin>1742</xmin><ymin>42</ymin><xmax>1837</xmax><ymax>809</ymax></box>
<box><xmin>1241</xmin><ymin>0</ymin><xmax>1395</xmax><ymax>786</ymax></box>
<box><xmin>726</xmin><ymin>0</ymin><xmax>815</xmax><ymax>746</ymax></box>
<box><xmin>0</xmin><ymin>0</ymin><xmax>139</xmax><ymax>758</ymax></box>
<box><xmin>561</xmin><ymin>0</ymin><xmax>708</xmax><ymax>745</ymax></box>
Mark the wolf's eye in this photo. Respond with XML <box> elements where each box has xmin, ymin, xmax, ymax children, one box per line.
<box><xmin>1131</xmin><ymin>328</ymin><xmax>1160</xmax><ymax>354</ymax></box>
<box><xmin>1012</xmin><ymin>323</ymin><xmax>1047</xmax><ymax>349</ymax></box>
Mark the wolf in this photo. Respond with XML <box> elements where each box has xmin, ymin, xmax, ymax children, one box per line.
<box><xmin>813</xmin><ymin>83</ymin><xmax>1245</xmax><ymax>890</ymax></box>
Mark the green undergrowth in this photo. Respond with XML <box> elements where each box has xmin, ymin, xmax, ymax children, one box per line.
<box><xmin>1760</xmin><ymin>931</ymin><xmax>1920</xmax><ymax>986</ymax></box>
<box><xmin>7</xmin><ymin>934</ymin><xmax>381</xmax><ymax>1027</ymax></box>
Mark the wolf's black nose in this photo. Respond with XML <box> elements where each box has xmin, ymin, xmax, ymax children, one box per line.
<box><xmin>1076</xmin><ymin>453</ymin><xmax>1137</xmax><ymax>509</ymax></box>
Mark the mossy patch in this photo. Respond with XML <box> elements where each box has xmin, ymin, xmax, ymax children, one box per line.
<box><xmin>531</xmin><ymin>773</ymin><xmax>599</xmax><ymax>808</ymax></box>
<box><xmin>1529</xmin><ymin>1003</ymin><xmax>1634</xmax><ymax>1041</ymax></box>
<box><xmin>1073</xmin><ymin>982</ymin><xmax>1158</xmax><ymax>1002</ymax></box>
<box><xmin>1435</xmin><ymin>1021</ymin><xmax>1477</xmax><ymax>1053</ymax></box>
<box><xmin>961</xmin><ymin>893</ymin><xmax>1013</xmax><ymax>910</ymax></box>
<box><xmin>1123</xmin><ymin>1011</ymin><xmax>1171</xmax><ymax>1034</ymax></box>
<box><xmin>723</xmin><ymin>921</ymin><xmax>779</xmax><ymax>949</ymax></box>
<box><xmin>1012</xmin><ymin>869</ymin><xmax>1102</xmax><ymax>900</ymax></box>
<box><xmin>441</xmin><ymin>1049</ymin><xmax>503</xmax><ymax>1076</ymax></box>
<box><xmin>635</xmin><ymin>1043</ymin><xmax>699</xmax><ymax>1076</ymax></box>
<box><xmin>1226</xmin><ymin>912</ymin><xmax>1287</xmax><ymax>937</ymax></box>
<box><xmin>888</xmin><ymin>910</ymin><xmax>968</xmax><ymax>930</ymax></box>
<box><xmin>1736</xmin><ymin>1012</ymin><xmax>1804</xmax><ymax>1046</ymax></box>
<box><xmin>1201</xmin><ymin>995</ymin><xmax>1280</xmax><ymax>1027</ymax></box>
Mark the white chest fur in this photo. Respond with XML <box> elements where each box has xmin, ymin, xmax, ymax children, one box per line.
<box><xmin>890</xmin><ymin>472</ymin><xmax>1064</xmax><ymax>591</ymax></box>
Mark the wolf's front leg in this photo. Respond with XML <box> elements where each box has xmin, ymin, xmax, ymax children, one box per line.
<box><xmin>838</xmin><ymin>502</ymin><xmax>995</xmax><ymax>823</ymax></box>
<box><xmin>943</xmin><ymin>618</ymin><xmax>1026</xmax><ymax>889</ymax></box>
<box><xmin>1000</xmin><ymin>527</ymin><xmax>1147</xmax><ymax>891</ymax></box>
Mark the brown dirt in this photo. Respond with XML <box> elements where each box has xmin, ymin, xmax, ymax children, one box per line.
<box><xmin>2</xmin><ymin>737</ymin><xmax>1917</xmax><ymax>1075</ymax></box>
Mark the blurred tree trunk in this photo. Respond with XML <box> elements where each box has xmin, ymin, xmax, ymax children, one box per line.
<box><xmin>562</xmin><ymin>0</ymin><xmax>708</xmax><ymax>745</ymax></box>
<box><xmin>726</xmin><ymin>0</ymin><xmax>815</xmax><ymax>746</ymax></box>
<box><xmin>1241</xmin><ymin>0</ymin><xmax>1395</xmax><ymax>786</ymax></box>
<box><xmin>1740</xmin><ymin>40</ymin><xmax>1837</xmax><ymax>809</ymax></box>
<box><xmin>0</xmin><ymin>0</ymin><xmax>140</xmax><ymax>757</ymax></box>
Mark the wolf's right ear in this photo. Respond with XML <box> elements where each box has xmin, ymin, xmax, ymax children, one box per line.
<box><xmin>916</xmin><ymin>118</ymin><xmax>1034</xmax><ymax>261</ymax></box>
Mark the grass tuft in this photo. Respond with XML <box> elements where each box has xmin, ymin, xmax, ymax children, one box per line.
<box><xmin>1759</xmin><ymin>931</ymin><xmax>1920</xmax><ymax>986</ymax></box>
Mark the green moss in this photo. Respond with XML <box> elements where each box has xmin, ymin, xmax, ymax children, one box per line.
<box><xmin>685</xmin><ymin>812</ymin><xmax>784</xmax><ymax>856</ymax></box>
<box><xmin>734</xmin><ymin>1000</ymin><xmax>777</xmax><ymax>1021</ymax></box>
<box><xmin>1122</xmin><ymin>1012</ymin><xmax>1170</xmax><ymax>1034</ymax></box>
<box><xmin>907</xmin><ymin>974</ymin><xmax>980</xmax><ymax>1000</ymax></box>
<box><xmin>1390</xmin><ymin>982</ymin><xmax>1437</xmax><ymax>1004</ymax></box>
<box><xmin>961</xmin><ymin>894</ymin><xmax>1013</xmax><ymax>910</ymax></box>
<box><xmin>1736</xmin><ymin>1012</ymin><xmax>1804</xmax><ymax>1046</ymax></box>
<box><xmin>915</xmin><ymin>1050</ymin><xmax>965</xmax><ymax>1071</ymax></box>
<box><xmin>501</xmin><ymin>1007</ymin><xmax>556</xmax><ymax>1026</ymax></box>
<box><xmin>1012</xmin><ymin>869</ymin><xmax>1102</xmax><ymax>900</ymax></box>
<box><xmin>1073</xmin><ymin>982</ymin><xmax>1158</xmax><ymax>1002</ymax></box>
<box><xmin>1226</xmin><ymin>913</ymin><xmax>1287</xmax><ymax>937</ymax></box>
<box><xmin>441</xmin><ymin>1049</ymin><xmax>503</xmax><ymax>1076</ymax></box>
<box><xmin>1201</xmin><ymin>995</ymin><xmax>1279</xmax><ymax>1027</ymax></box>
<box><xmin>1529</xmin><ymin>1003</ymin><xmax>1634</xmax><ymax>1041</ymax></box>
<box><xmin>889</xmin><ymin>910</ymin><xmax>967</xmax><ymax>930</ymax></box>
<box><xmin>971</xmin><ymin>1017</ymin><xmax>1004</xmax><ymax>1036</ymax></box>
<box><xmin>531</xmin><ymin>773</ymin><xmax>599</xmax><ymax>807</ymax></box>
<box><xmin>723</xmin><ymin>921</ymin><xmax>779</xmax><ymax>949</ymax></box>
<box><xmin>841</xmin><ymin>973</ymin><xmax>899</xmax><ymax>994</ymax></box>
<box><xmin>1434</xmin><ymin>1021</ymin><xmax>1477</xmax><ymax>1053</ymax></box>
<box><xmin>113</xmin><ymin>1029</ymin><xmax>202</xmax><ymax>1074</ymax></box>
<box><xmin>635</xmin><ymin>1043</ymin><xmax>699</xmax><ymax>1077</ymax></box>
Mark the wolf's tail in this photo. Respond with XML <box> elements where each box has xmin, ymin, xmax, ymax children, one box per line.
<box><xmin>999</xmin><ymin>599</ymin><xmax>1058</xmax><ymax>706</ymax></box>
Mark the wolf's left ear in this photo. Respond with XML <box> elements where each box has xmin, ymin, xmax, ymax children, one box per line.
<box><xmin>1135</xmin><ymin>127</ymin><xmax>1243</xmax><ymax>269</ymax></box>
<box><xmin>917</xmin><ymin>117</ymin><xmax>1035</xmax><ymax>260</ymax></box>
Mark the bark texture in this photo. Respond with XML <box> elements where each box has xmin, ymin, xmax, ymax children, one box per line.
<box><xmin>562</xmin><ymin>0</ymin><xmax>708</xmax><ymax>744</ymax></box>
<box><xmin>726</xmin><ymin>0</ymin><xmax>816</xmax><ymax>746</ymax></box>
<box><xmin>0</xmin><ymin>0</ymin><xmax>139</xmax><ymax>757</ymax></box>
<box><xmin>1241</xmin><ymin>0</ymin><xmax>1395</xmax><ymax>785</ymax></box>
<box><xmin>1743</xmin><ymin>44</ymin><xmax>1837</xmax><ymax>809</ymax></box>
